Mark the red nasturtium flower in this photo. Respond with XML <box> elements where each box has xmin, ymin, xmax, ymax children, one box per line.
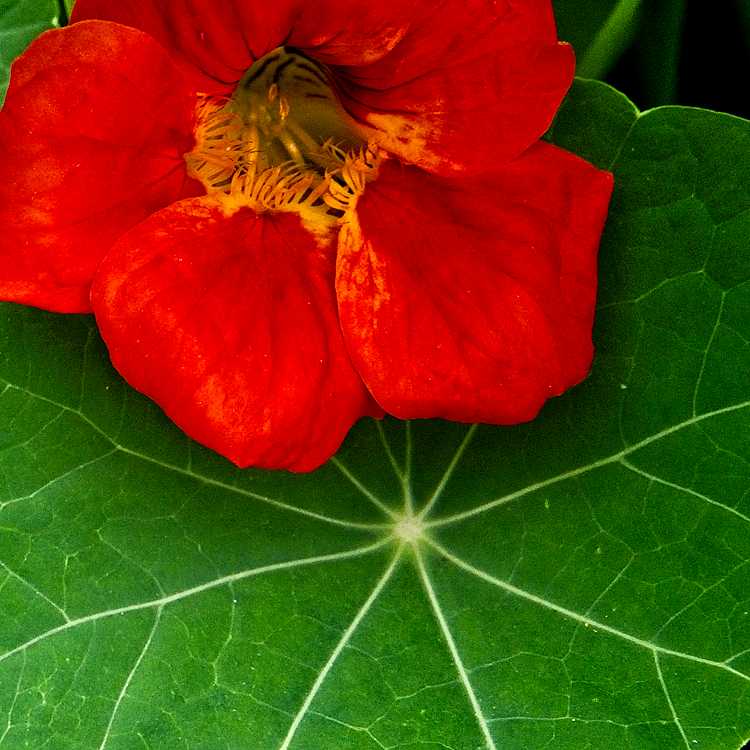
<box><xmin>0</xmin><ymin>1</ymin><xmax>613</xmax><ymax>471</ymax></box>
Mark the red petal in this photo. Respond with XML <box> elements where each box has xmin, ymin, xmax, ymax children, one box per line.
<box><xmin>72</xmin><ymin>2</ymin><xmax>571</xmax><ymax>174</ymax></box>
<box><xmin>336</xmin><ymin>144</ymin><xmax>614</xmax><ymax>423</ymax></box>
<box><xmin>91</xmin><ymin>197</ymin><xmax>376</xmax><ymax>471</ymax></box>
<box><xmin>339</xmin><ymin>0</ymin><xmax>575</xmax><ymax>173</ymax></box>
<box><xmin>0</xmin><ymin>21</ymin><xmax>197</xmax><ymax>313</ymax></box>
<box><xmin>72</xmin><ymin>0</ymin><xmax>427</xmax><ymax>93</ymax></box>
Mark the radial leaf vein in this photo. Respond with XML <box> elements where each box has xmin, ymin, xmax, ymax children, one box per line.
<box><xmin>653</xmin><ymin>651</ymin><xmax>691</xmax><ymax>749</ymax></box>
<box><xmin>416</xmin><ymin>548</ymin><xmax>497</xmax><ymax>750</ymax></box>
<box><xmin>0</xmin><ymin>650</ymin><xmax>25</xmax><ymax>745</ymax></box>
<box><xmin>0</xmin><ymin>540</ymin><xmax>391</xmax><ymax>666</ymax></box>
<box><xmin>98</xmin><ymin>607</ymin><xmax>162</xmax><ymax>750</ymax></box>
<box><xmin>428</xmin><ymin>539</ymin><xmax>750</xmax><ymax>683</ymax></box>
<box><xmin>0</xmin><ymin>381</ymin><xmax>387</xmax><ymax>531</ymax></box>
<box><xmin>330</xmin><ymin>456</ymin><xmax>399</xmax><ymax>520</ymax></box>
<box><xmin>0</xmin><ymin>559</ymin><xmax>69</xmax><ymax>622</ymax></box>
<box><xmin>278</xmin><ymin>549</ymin><xmax>402</xmax><ymax>750</ymax></box>
<box><xmin>691</xmin><ymin>284</ymin><xmax>725</xmax><ymax>417</ymax></box>
<box><xmin>375</xmin><ymin>420</ymin><xmax>405</xmax><ymax>482</ymax></box>
<box><xmin>418</xmin><ymin>424</ymin><xmax>478</xmax><ymax>520</ymax></box>
<box><xmin>427</xmin><ymin>400</ymin><xmax>750</xmax><ymax>528</ymax></box>
<box><xmin>403</xmin><ymin>421</ymin><xmax>414</xmax><ymax>515</ymax></box>
<box><xmin>0</xmin><ymin>450</ymin><xmax>117</xmax><ymax>511</ymax></box>
<box><xmin>620</xmin><ymin>458</ymin><xmax>750</xmax><ymax>525</ymax></box>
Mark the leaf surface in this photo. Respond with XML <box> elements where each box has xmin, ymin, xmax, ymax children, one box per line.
<box><xmin>0</xmin><ymin>75</ymin><xmax>749</xmax><ymax>750</ymax></box>
<box><xmin>0</xmin><ymin>0</ymin><xmax>58</xmax><ymax>106</ymax></box>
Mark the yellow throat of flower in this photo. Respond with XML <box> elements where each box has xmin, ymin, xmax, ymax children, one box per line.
<box><xmin>185</xmin><ymin>47</ymin><xmax>381</xmax><ymax>233</ymax></box>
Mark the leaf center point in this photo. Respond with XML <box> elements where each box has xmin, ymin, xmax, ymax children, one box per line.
<box><xmin>393</xmin><ymin>514</ymin><xmax>425</xmax><ymax>544</ymax></box>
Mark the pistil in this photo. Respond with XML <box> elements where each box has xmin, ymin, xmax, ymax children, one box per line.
<box><xmin>185</xmin><ymin>47</ymin><xmax>381</xmax><ymax>231</ymax></box>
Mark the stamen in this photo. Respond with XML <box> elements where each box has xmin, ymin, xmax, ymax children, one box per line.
<box><xmin>185</xmin><ymin>48</ymin><xmax>382</xmax><ymax>230</ymax></box>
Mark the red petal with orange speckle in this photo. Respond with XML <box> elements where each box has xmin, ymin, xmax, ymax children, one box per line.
<box><xmin>336</xmin><ymin>144</ymin><xmax>614</xmax><ymax>423</ymax></box>
<box><xmin>92</xmin><ymin>197</ymin><xmax>377</xmax><ymax>471</ymax></box>
<box><xmin>339</xmin><ymin>0</ymin><xmax>576</xmax><ymax>174</ymax></box>
<box><xmin>73</xmin><ymin>0</ymin><xmax>574</xmax><ymax>174</ymax></box>
<box><xmin>71</xmin><ymin>0</ymin><xmax>430</xmax><ymax>92</ymax></box>
<box><xmin>0</xmin><ymin>21</ymin><xmax>197</xmax><ymax>313</ymax></box>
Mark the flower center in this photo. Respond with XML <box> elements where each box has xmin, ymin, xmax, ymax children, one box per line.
<box><xmin>186</xmin><ymin>47</ymin><xmax>380</xmax><ymax>231</ymax></box>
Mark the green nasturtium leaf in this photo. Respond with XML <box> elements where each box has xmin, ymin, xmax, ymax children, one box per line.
<box><xmin>1</xmin><ymin>79</ymin><xmax>749</xmax><ymax>749</ymax></box>
<box><xmin>0</xmin><ymin>0</ymin><xmax>59</xmax><ymax>106</ymax></box>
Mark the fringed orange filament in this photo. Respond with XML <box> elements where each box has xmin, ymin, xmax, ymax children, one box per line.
<box><xmin>185</xmin><ymin>48</ymin><xmax>382</xmax><ymax>232</ymax></box>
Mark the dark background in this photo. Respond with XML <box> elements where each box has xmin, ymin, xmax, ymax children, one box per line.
<box><xmin>610</xmin><ymin>1</ymin><xmax>749</xmax><ymax>117</ymax></box>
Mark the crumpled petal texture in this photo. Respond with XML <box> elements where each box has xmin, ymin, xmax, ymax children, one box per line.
<box><xmin>71</xmin><ymin>0</ymin><xmax>429</xmax><ymax>89</ymax></box>
<box><xmin>0</xmin><ymin>1</ymin><xmax>614</xmax><ymax>470</ymax></box>
<box><xmin>91</xmin><ymin>198</ymin><xmax>378</xmax><ymax>471</ymax></box>
<box><xmin>0</xmin><ymin>21</ymin><xmax>198</xmax><ymax>312</ymax></box>
<box><xmin>73</xmin><ymin>0</ymin><xmax>574</xmax><ymax>174</ymax></box>
<box><xmin>336</xmin><ymin>146</ymin><xmax>614</xmax><ymax>423</ymax></box>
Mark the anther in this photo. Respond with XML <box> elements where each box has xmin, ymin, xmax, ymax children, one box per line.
<box><xmin>185</xmin><ymin>48</ymin><xmax>382</xmax><ymax>225</ymax></box>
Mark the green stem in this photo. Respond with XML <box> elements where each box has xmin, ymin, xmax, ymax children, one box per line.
<box><xmin>637</xmin><ymin>0</ymin><xmax>686</xmax><ymax>106</ymax></box>
<box><xmin>578</xmin><ymin>0</ymin><xmax>644</xmax><ymax>79</ymax></box>
<box><xmin>57</xmin><ymin>0</ymin><xmax>70</xmax><ymax>26</ymax></box>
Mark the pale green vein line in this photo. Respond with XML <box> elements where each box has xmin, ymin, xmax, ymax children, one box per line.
<box><xmin>633</xmin><ymin>270</ymin><xmax>705</xmax><ymax>306</ymax></box>
<box><xmin>278</xmin><ymin>548</ymin><xmax>402</xmax><ymax>750</ymax></box>
<box><xmin>652</xmin><ymin>556</ymin><xmax>749</xmax><ymax>641</ymax></box>
<box><xmin>418</xmin><ymin>425</ymin><xmax>478</xmax><ymax>521</ymax></box>
<box><xmin>404</xmin><ymin>420</ymin><xmax>414</xmax><ymax>516</ymax></box>
<box><xmin>605</xmin><ymin>108</ymin><xmax>640</xmax><ymax>171</ymax></box>
<box><xmin>427</xmin><ymin>400</ymin><xmax>750</xmax><ymax>528</ymax></box>
<box><xmin>376</xmin><ymin>420</ymin><xmax>404</xmax><ymax>481</ymax></box>
<box><xmin>0</xmin><ymin>539</ymin><xmax>391</xmax><ymax>666</ymax></box>
<box><xmin>0</xmin><ymin>449</ymin><xmax>117</xmax><ymax>510</ymax></box>
<box><xmin>0</xmin><ymin>650</ymin><xmax>25</xmax><ymax>746</ymax></box>
<box><xmin>404</xmin><ymin>421</ymin><xmax>414</xmax><ymax>515</ymax></box>
<box><xmin>653</xmin><ymin>652</ymin><xmax>691</xmax><ymax>749</ymax></box>
<box><xmin>416</xmin><ymin>547</ymin><xmax>497</xmax><ymax>750</ymax></box>
<box><xmin>98</xmin><ymin>607</ymin><xmax>162</xmax><ymax>750</ymax></box>
<box><xmin>729</xmin><ymin>647</ymin><xmax>750</xmax><ymax>666</ymax></box>
<box><xmin>692</xmin><ymin>291</ymin><xmax>725</xmax><ymax>417</ymax></box>
<box><xmin>0</xmin><ymin>411</ymin><xmax>66</xmax><ymax>455</ymax></box>
<box><xmin>429</xmin><ymin>539</ymin><xmax>750</xmax><ymax>683</ymax></box>
<box><xmin>331</xmin><ymin>457</ymin><xmax>399</xmax><ymax>520</ymax></box>
<box><xmin>621</xmin><ymin>458</ymin><xmax>750</xmax><ymax>525</ymax></box>
<box><xmin>129</xmin><ymin>449</ymin><xmax>391</xmax><ymax>531</ymax></box>
<box><xmin>0</xmin><ymin>382</ymin><xmax>389</xmax><ymax>532</ymax></box>
<box><xmin>583</xmin><ymin>557</ymin><xmax>634</xmax><ymax>618</ymax></box>
<box><xmin>0</xmin><ymin>560</ymin><xmax>69</xmax><ymax>622</ymax></box>
<box><xmin>308</xmin><ymin>711</ymin><xmax>387</xmax><ymax>749</ymax></box>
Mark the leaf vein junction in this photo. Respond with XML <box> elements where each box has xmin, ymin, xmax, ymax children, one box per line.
<box><xmin>653</xmin><ymin>651</ymin><xmax>691</xmax><ymax>749</ymax></box>
<box><xmin>97</xmin><ymin>607</ymin><xmax>162</xmax><ymax>750</ymax></box>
